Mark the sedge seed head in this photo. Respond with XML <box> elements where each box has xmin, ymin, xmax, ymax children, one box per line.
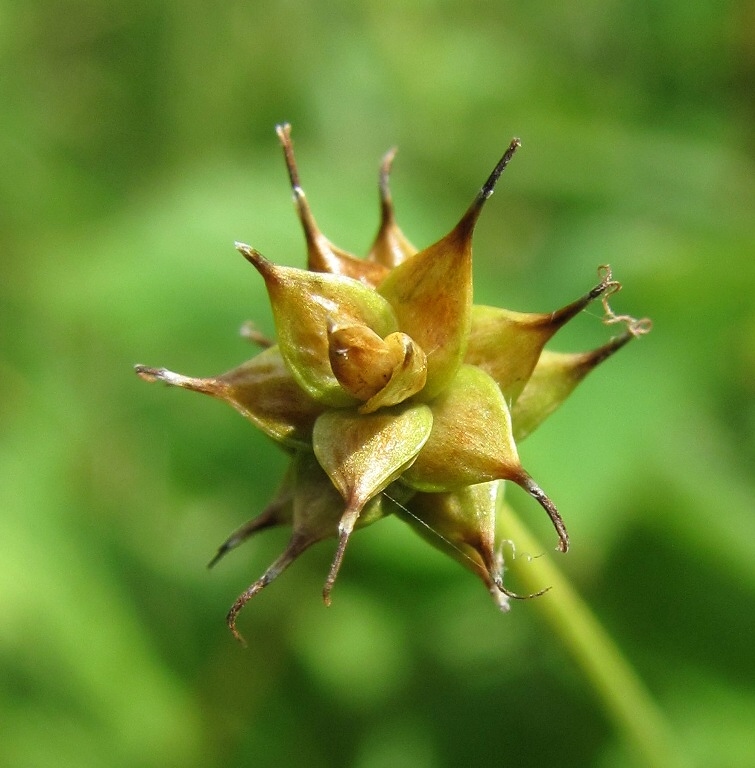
<box><xmin>136</xmin><ymin>125</ymin><xmax>650</xmax><ymax>641</ymax></box>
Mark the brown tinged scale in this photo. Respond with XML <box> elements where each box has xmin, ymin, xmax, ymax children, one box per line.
<box><xmin>135</xmin><ymin>124</ymin><xmax>650</xmax><ymax>642</ymax></box>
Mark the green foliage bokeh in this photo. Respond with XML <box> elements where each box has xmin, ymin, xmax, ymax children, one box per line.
<box><xmin>1</xmin><ymin>2</ymin><xmax>753</xmax><ymax>766</ymax></box>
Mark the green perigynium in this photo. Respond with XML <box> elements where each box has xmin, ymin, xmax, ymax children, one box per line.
<box><xmin>135</xmin><ymin>125</ymin><xmax>650</xmax><ymax>642</ymax></box>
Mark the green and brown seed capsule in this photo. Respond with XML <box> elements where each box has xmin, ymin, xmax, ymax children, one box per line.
<box><xmin>135</xmin><ymin>125</ymin><xmax>650</xmax><ymax>642</ymax></box>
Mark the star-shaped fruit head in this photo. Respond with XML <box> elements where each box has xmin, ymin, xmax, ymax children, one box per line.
<box><xmin>136</xmin><ymin>125</ymin><xmax>649</xmax><ymax>642</ymax></box>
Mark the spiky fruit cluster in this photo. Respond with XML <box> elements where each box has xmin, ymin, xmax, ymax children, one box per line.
<box><xmin>136</xmin><ymin>125</ymin><xmax>650</xmax><ymax>642</ymax></box>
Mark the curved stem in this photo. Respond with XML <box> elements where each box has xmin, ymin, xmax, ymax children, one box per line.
<box><xmin>499</xmin><ymin>500</ymin><xmax>690</xmax><ymax>768</ymax></box>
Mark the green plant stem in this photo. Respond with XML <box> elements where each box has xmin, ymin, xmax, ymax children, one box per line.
<box><xmin>500</xmin><ymin>501</ymin><xmax>690</xmax><ymax>768</ymax></box>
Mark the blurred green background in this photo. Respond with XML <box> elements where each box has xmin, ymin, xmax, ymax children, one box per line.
<box><xmin>2</xmin><ymin>1</ymin><xmax>753</xmax><ymax>766</ymax></box>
